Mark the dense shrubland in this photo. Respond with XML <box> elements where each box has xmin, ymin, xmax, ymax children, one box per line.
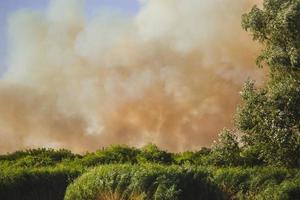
<box><xmin>0</xmin><ymin>145</ymin><xmax>299</xmax><ymax>200</ymax></box>
<box><xmin>65</xmin><ymin>164</ymin><xmax>300</xmax><ymax>200</ymax></box>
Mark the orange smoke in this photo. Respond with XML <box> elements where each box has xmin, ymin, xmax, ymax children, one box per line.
<box><xmin>0</xmin><ymin>0</ymin><xmax>263</xmax><ymax>153</ymax></box>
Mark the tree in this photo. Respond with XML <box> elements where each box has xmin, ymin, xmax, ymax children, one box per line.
<box><xmin>211</xmin><ymin>129</ymin><xmax>242</xmax><ymax>166</ymax></box>
<box><xmin>242</xmin><ymin>0</ymin><xmax>300</xmax><ymax>69</ymax></box>
<box><xmin>233</xmin><ymin>0</ymin><xmax>300</xmax><ymax>167</ymax></box>
<box><xmin>236</xmin><ymin>75</ymin><xmax>300</xmax><ymax>166</ymax></box>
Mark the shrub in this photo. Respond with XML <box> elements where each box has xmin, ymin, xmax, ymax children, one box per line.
<box><xmin>0</xmin><ymin>166</ymin><xmax>83</xmax><ymax>200</ymax></box>
<box><xmin>78</xmin><ymin>145</ymin><xmax>140</xmax><ymax>167</ymax></box>
<box><xmin>213</xmin><ymin>167</ymin><xmax>251</xmax><ymax>197</ymax></box>
<box><xmin>210</xmin><ymin>129</ymin><xmax>242</xmax><ymax>167</ymax></box>
<box><xmin>137</xmin><ymin>144</ymin><xmax>174</xmax><ymax>164</ymax></box>
<box><xmin>174</xmin><ymin>148</ymin><xmax>212</xmax><ymax>165</ymax></box>
<box><xmin>0</xmin><ymin>148</ymin><xmax>79</xmax><ymax>168</ymax></box>
<box><xmin>0</xmin><ymin>148</ymin><xmax>77</xmax><ymax>162</ymax></box>
<box><xmin>64</xmin><ymin>164</ymin><xmax>224</xmax><ymax>200</ymax></box>
<box><xmin>212</xmin><ymin>167</ymin><xmax>300</xmax><ymax>199</ymax></box>
<box><xmin>257</xmin><ymin>175</ymin><xmax>300</xmax><ymax>200</ymax></box>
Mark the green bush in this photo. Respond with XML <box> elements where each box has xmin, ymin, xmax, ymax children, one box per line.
<box><xmin>137</xmin><ymin>144</ymin><xmax>174</xmax><ymax>164</ymax></box>
<box><xmin>0</xmin><ymin>148</ymin><xmax>77</xmax><ymax>162</ymax></box>
<box><xmin>0</xmin><ymin>166</ymin><xmax>83</xmax><ymax>200</ymax></box>
<box><xmin>213</xmin><ymin>167</ymin><xmax>251</xmax><ymax>197</ymax></box>
<box><xmin>0</xmin><ymin>148</ymin><xmax>79</xmax><ymax>168</ymax></box>
<box><xmin>174</xmin><ymin>148</ymin><xmax>212</xmax><ymax>165</ymax></box>
<box><xmin>77</xmin><ymin>145</ymin><xmax>140</xmax><ymax>167</ymax></box>
<box><xmin>64</xmin><ymin>164</ymin><xmax>224</xmax><ymax>200</ymax></box>
<box><xmin>211</xmin><ymin>129</ymin><xmax>242</xmax><ymax>167</ymax></box>
<box><xmin>212</xmin><ymin>167</ymin><xmax>300</xmax><ymax>199</ymax></box>
<box><xmin>257</xmin><ymin>178</ymin><xmax>300</xmax><ymax>200</ymax></box>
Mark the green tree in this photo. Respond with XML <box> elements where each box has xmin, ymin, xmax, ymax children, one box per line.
<box><xmin>242</xmin><ymin>0</ymin><xmax>300</xmax><ymax>69</ymax></box>
<box><xmin>211</xmin><ymin>129</ymin><xmax>242</xmax><ymax>166</ymax></box>
<box><xmin>234</xmin><ymin>0</ymin><xmax>300</xmax><ymax>167</ymax></box>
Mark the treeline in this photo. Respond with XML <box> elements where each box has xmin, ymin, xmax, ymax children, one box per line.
<box><xmin>0</xmin><ymin>142</ymin><xmax>293</xmax><ymax>169</ymax></box>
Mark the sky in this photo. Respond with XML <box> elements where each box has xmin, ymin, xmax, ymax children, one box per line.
<box><xmin>0</xmin><ymin>0</ymin><xmax>140</xmax><ymax>76</ymax></box>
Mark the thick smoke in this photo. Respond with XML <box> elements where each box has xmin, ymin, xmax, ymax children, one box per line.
<box><xmin>0</xmin><ymin>0</ymin><xmax>263</xmax><ymax>153</ymax></box>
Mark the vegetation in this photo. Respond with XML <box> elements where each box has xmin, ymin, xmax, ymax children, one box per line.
<box><xmin>64</xmin><ymin>164</ymin><xmax>222</xmax><ymax>200</ymax></box>
<box><xmin>0</xmin><ymin>165</ymin><xmax>82</xmax><ymax>200</ymax></box>
<box><xmin>0</xmin><ymin>146</ymin><xmax>299</xmax><ymax>200</ymax></box>
<box><xmin>1</xmin><ymin>0</ymin><xmax>300</xmax><ymax>199</ymax></box>
<box><xmin>65</xmin><ymin>164</ymin><xmax>300</xmax><ymax>200</ymax></box>
<box><xmin>235</xmin><ymin>0</ymin><xmax>300</xmax><ymax>167</ymax></box>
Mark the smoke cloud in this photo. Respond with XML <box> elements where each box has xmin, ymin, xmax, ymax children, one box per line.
<box><xmin>0</xmin><ymin>0</ymin><xmax>263</xmax><ymax>153</ymax></box>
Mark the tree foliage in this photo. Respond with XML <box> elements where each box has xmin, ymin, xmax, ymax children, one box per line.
<box><xmin>242</xmin><ymin>0</ymin><xmax>300</xmax><ymax>69</ymax></box>
<box><xmin>236</xmin><ymin>73</ymin><xmax>300</xmax><ymax>166</ymax></box>
<box><xmin>232</xmin><ymin>0</ymin><xmax>300</xmax><ymax>167</ymax></box>
<box><xmin>211</xmin><ymin>129</ymin><xmax>242</xmax><ymax>166</ymax></box>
